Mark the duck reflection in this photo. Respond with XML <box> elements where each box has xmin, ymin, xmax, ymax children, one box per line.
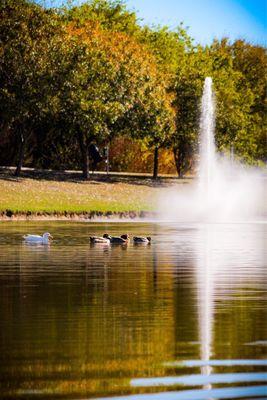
<box><xmin>23</xmin><ymin>241</ymin><xmax>51</xmax><ymax>249</ymax></box>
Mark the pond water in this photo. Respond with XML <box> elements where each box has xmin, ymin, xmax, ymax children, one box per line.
<box><xmin>0</xmin><ymin>221</ymin><xmax>266</xmax><ymax>399</ymax></box>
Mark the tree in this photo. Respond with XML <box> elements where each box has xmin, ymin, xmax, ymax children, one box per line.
<box><xmin>65</xmin><ymin>0</ymin><xmax>140</xmax><ymax>36</ymax></box>
<box><xmin>0</xmin><ymin>0</ymin><xmax>68</xmax><ymax>175</ymax></box>
<box><xmin>138</xmin><ymin>25</ymin><xmax>191</xmax><ymax>177</ymax></box>
<box><xmin>170</xmin><ymin>44</ymin><xmax>209</xmax><ymax>177</ymax></box>
<box><xmin>126</xmin><ymin>88</ymin><xmax>176</xmax><ymax>179</ymax></box>
<box><xmin>172</xmin><ymin>37</ymin><xmax>261</xmax><ymax>175</ymax></box>
<box><xmin>231</xmin><ymin>40</ymin><xmax>267</xmax><ymax>162</ymax></box>
<box><xmin>1</xmin><ymin>0</ymin><xmax>265</xmax><ymax>176</ymax></box>
<box><xmin>58</xmin><ymin>15</ymin><xmax>175</xmax><ymax>179</ymax></box>
<box><xmin>208</xmin><ymin>39</ymin><xmax>257</xmax><ymax>163</ymax></box>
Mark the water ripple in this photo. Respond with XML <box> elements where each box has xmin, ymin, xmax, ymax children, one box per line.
<box><xmin>94</xmin><ymin>385</ymin><xmax>267</xmax><ymax>400</ymax></box>
<box><xmin>131</xmin><ymin>372</ymin><xmax>267</xmax><ymax>387</ymax></box>
<box><xmin>164</xmin><ymin>359</ymin><xmax>267</xmax><ymax>367</ymax></box>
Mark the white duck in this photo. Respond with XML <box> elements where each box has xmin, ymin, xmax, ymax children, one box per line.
<box><xmin>23</xmin><ymin>232</ymin><xmax>53</xmax><ymax>244</ymax></box>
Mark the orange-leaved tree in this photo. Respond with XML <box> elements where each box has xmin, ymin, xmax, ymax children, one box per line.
<box><xmin>61</xmin><ymin>19</ymin><xmax>175</xmax><ymax>178</ymax></box>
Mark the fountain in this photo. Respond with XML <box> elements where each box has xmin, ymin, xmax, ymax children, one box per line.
<box><xmin>98</xmin><ymin>77</ymin><xmax>266</xmax><ymax>400</ymax></box>
<box><xmin>160</xmin><ymin>77</ymin><xmax>264</xmax><ymax>222</ymax></box>
<box><xmin>199</xmin><ymin>77</ymin><xmax>216</xmax><ymax>198</ymax></box>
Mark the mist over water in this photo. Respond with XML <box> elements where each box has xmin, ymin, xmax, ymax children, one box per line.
<box><xmin>159</xmin><ymin>77</ymin><xmax>265</xmax><ymax>222</ymax></box>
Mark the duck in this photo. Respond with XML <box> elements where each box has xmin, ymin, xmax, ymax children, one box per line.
<box><xmin>23</xmin><ymin>232</ymin><xmax>53</xmax><ymax>244</ymax></box>
<box><xmin>89</xmin><ymin>236</ymin><xmax>110</xmax><ymax>244</ymax></box>
<box><xmin>133</xmin><ymin>236</ymin><xmax>151</xmax><ymax>244</ymax></box>
<box><xmin>103</xmin><ymin>234</ymin><xmax>129</xmax><ymax>244</ymax></box>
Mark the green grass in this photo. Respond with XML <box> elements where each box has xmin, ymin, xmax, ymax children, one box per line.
<box><xmin>0</xmin><ymin>176</ymin><xmax>161</xmax><ymax>214</ymax></box>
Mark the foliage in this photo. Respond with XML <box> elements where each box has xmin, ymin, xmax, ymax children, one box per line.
<box><xmin>64</xmin><ymin>0</ymin><xmax>140</xmax><ymax>36</ymax></box>
<box><xmin>0</xmin><ymin>0</ymin><xmax>265</xmax><ymax>177</ymax></box>
<box><xmin>231</xmin><ymin>40</ymin><xmax>267</xmax><ymax>162</ymax></box>
<box><xmin>171</xmin><ymin>37</ymin><xmax>266</xmax><ymax>175</ymax></box>
<box><xmin>171</xmin><ymin>46</ymin><xmax>207</xmax><ymax>176</ymax></box>
<box><xmin>58</xmin><ymin>20</ymin><xmax>174</xmax><ymax>177</ymax></box>
<box><xmin>0</xmin><ymin>0</ymin><xmax>69</xmax><ymax>173</ymax></box>
<box><xmin>109</xmin><ymin>136</ymin><xmax>176</xmax><ymax>174</ymax></box>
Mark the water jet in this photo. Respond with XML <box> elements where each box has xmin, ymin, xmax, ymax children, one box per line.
<box><xmin>160</xmin><ymin>77</ymin><xmax>264</xmax><ymax>222</ymax></box>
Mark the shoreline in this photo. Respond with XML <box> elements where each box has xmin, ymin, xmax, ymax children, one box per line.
<box><xmin>0</xmin><ymin>168</ymin><xmax>185</xmax><ymax>221</ymax></box>
<box><xmin>0</xmin><ymin>210</ymin><xmax>157</xmax><ymax>221</ymax></box>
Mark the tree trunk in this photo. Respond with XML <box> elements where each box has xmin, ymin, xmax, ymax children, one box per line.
<box><xmin>173</xmin><ymin>147</ymin><xmax>182</xmax><ymax>178</ymax></box>
<box><xmin>78</xmin><ymin>131</ymin><xmax>89</xmax><ymax>179</ymax></box>
<box><xmin>153</xmin><ymin>146</ymin><xmax>159</xmax><ymax>180</ymax></box>
<box><xmin>15</xmin><ymin>131</ymin><xmax>25</xmax><ymax>177</ymax></box>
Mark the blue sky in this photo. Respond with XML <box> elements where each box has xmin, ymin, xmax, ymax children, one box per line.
<box><xmin>49</xmin><ymin>0</ymin><xmax>266</xmax><ymax>45</ymax></box>
<box><xmin>125</xmin><ymin>0</ymin><xmax>266</xmax><ymax>45</ymax></box>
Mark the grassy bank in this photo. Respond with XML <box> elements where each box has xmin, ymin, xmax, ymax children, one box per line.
<box><xmin>0</xmin><ymin>168</ymin><xmax>187</xmax><ymax>218</ymax></box>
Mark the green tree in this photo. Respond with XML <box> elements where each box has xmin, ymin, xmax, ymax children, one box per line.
<box><xmin>208</xmin><ymin>39</ymin><xmax>257</xmax><ymax>163</ymax></box>
<box><xmin>231</xmin><ymin>40</ymin><xmax>267</xmax><ymax>162</ymax></box>
<box><xmin>59</xmin><ymin>21</ymin><xmax>172</xmax><ymax>178</ymax></box>
<box><xmin>171</xmin><ymin>44</ymin><xmax>209</xmax><ymax>177</ymax></box>
<box><xmin>137</xmin><ymin>25</ymin><xmax>191</xmax><ymax>177</ymax></box>
<box><xmin>0</xmin><ymin>0</ymin><xmax>67</xmax><ymax>175</ymax></box>
<box><xmin>172</xmin><ymin>38</ymin><xmax>262</xmax><ymax>175</ymax></box>
<box><xmin>64</xmin><ymin>0</ymin><xmax>140</xmax><ymax>36</ymax></box>
<box><xmin>125</xmin><ymin>84</ymin><xmax>176</xmax><ymax>179</ymax></box>
<box><xmin>1</xmin><ymin>0</ymin><xmax>265</xmax><ymax>176</ymax></box>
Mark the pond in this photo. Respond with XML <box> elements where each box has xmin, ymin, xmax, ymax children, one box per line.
<box><xmin>0</xmin><ymin>221</ymin><xmax>266</xmax><ymax>399</ymax></box>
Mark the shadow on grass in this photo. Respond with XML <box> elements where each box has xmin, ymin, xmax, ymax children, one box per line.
<box><xmin>0</xmin><ymin>167</ymin><xmax>187</xmax><ymax>188</ymax></box>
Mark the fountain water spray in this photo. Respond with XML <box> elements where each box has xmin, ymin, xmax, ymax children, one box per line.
<box><xmin>159</xmin><ymin>77</ymin><xmax>264</xmax><ymax>222</ymax></box>
<box><xmin>199</xmin><ymin>77</ymin><xmax>216</xmax><ymax>197</ymax></box>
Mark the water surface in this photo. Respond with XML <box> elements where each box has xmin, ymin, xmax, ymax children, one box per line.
<box><xmin>0</xmin><ymin>221</ymin><xmax>266</xmax><ymax>399</ymax></box>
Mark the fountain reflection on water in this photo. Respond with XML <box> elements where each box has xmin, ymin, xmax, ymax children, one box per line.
<box><xmin>195</xmin><ymin>77</ymin><xmax>266</xmax><ymax>396</ymax></box>
<box><xmin>158</xmin><ymin>76</ymin><xmax>266</xmax><ymax>396</ymax></box>
<box><xmin>197</xmin><ymin>226</ymin><xmax>214</xmax><ymax>389</ymax></box>
<box><xmin>0</xmin><ymin>78</ymin><xmax>265</xmax><ymax>400</ymax></box>
<box><xmin>195</xmin><ymin>221</ymin><xmax>267</xmax><ymax>397</ymax></box>
<box><xmin>196</xmin><ymin>77</ymin><xmax>264</xmax><ymax>392</ymax></box>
